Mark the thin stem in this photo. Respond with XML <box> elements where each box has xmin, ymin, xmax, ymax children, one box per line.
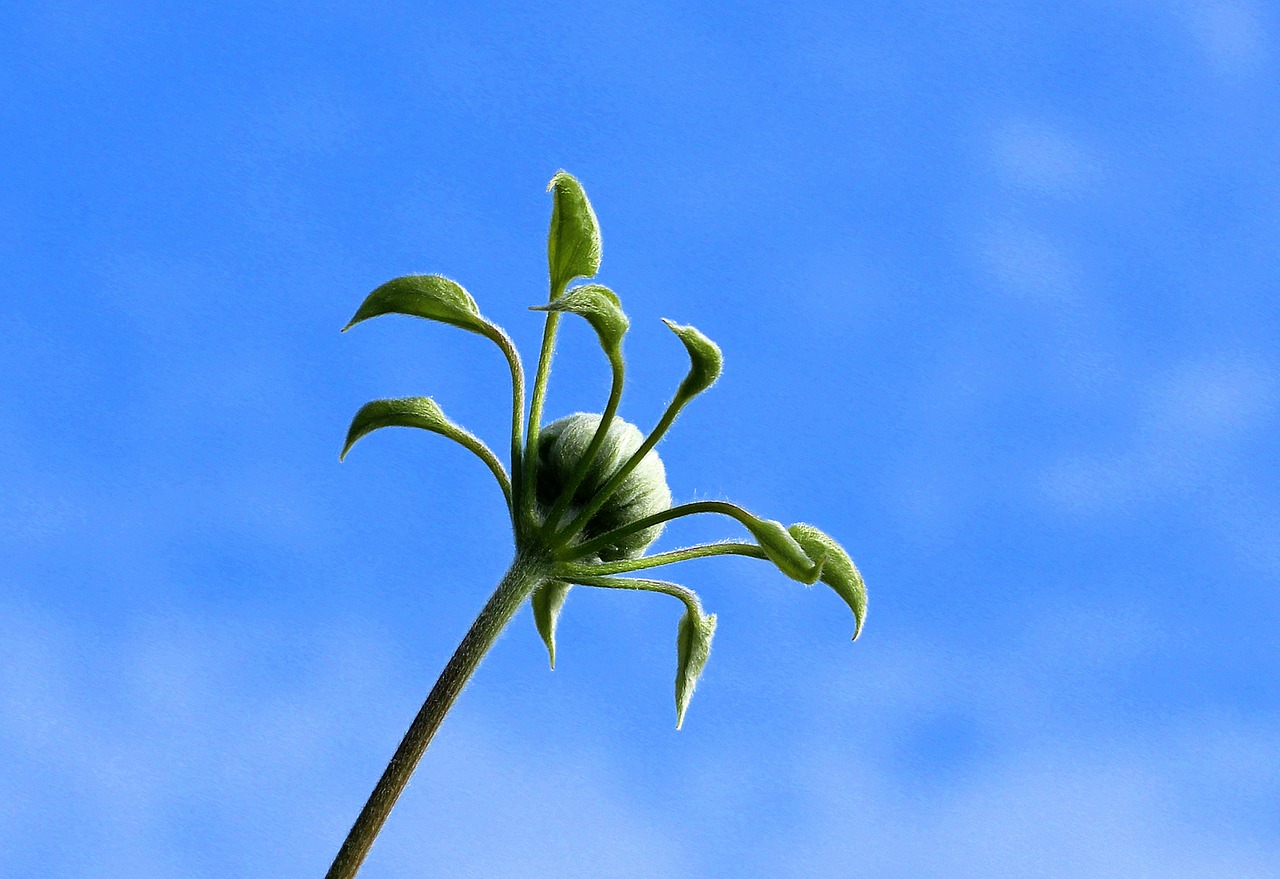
<box><xmin>480</xmin><ymin>323</ymin><xmax>525</xmax><ymax>520</ymax></box>
<box><xmin>562</xmin><ymin>572</ymin><xmax>702</xmax><ymax>617</ymax></box>
<box><xmin>564</xmin><ymin>500</ymin><xmax>758</xmax><ymax>561</ymax></box>
<box><xmin>558</xmin><ymin>542</ymin><xmax>765</xmax><ymax>577</ymax></box>
<box><xmin>521</xmin><ymin>312</ymin><xmax>562</xmax><ymax>523</ymax></box>
<box><xmin>551</xmin><ymin>392</ymin><xmax>688</xmax><ymax>549</ymax></box>
<box><xmin>449</xmin><ymin>430</ymin><xmax>513</xmax><ymax>514</ymax></box>
<box><xmin>323</xmin><ymin>554</ymin><xmax>549</xmax><ymax>879</ymax></box>
<box><xmin>541</xmin><ymin>352</ymin><xmax>624</xmax><ymax>538</ymax></box>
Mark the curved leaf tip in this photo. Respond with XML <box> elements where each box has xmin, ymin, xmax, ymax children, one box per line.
<box><xmin>662</xmin><ymin>319</ymin><xmax>723</xmax><ymax>400</ymax></box>
<box><xmin>340</xmin><ymin>396</ymin><xmax>449</xmax><ymax>461</ymax></box>
<box><xmin>532</xmin><ymin>283</ymin><xmax>629</xmax><ymax>354</ymax></box>
<box><xmin>788</xmin><ymin>523</ymin><xmax>867</xmax><ymax>640</ymax></box>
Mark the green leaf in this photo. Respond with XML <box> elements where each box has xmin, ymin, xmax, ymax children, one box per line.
<box><xmin>547</xmin><ymin>171</ymin><xmax>602</xmax><ymax>298</ymax></box>
<box><xmin>662</xmin><ymin>319</ymin><xmax>723</xmax><ymax>400</ymax></box>
<box><xmin>531</xmin><ymin>581</ymin><xmax>572</xmax><ymax>669</ymax></box>
<box><xmin>741</xmin><ymin>514</ymin><xmax>824</xmax><ymax>585</ymax></box>
<box><xmin>343</xmin><ymin>275</ymin><xmax>488</xmax><ymax>335</ymax></box>
<box><xmin>788</xmin><ymin>523</ymin><xmax>867</xmax><ymax>640</ymax></box>
<box><xmin>674</xmin><ymin>607</ymin><xmax>716</xmax><ymax>729</ymax></box>
<box><xmin>532</xmin><ymin>284</ymin><xmax>628</xmax><ymax>356</ymax></box>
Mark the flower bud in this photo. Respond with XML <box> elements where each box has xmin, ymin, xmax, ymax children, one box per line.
<box><xmin>536</xmin><ymin>412</ymin><xmax>672</xmax><ymax>560</ymax></box>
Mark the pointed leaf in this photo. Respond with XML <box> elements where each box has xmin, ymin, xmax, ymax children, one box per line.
<box><xmin>662</xmin><ymin>320</ymin><xmax>723</xmax><ymax>400</ymax></box>
<box><xmin>532</xmin><ymin>284</ymin><xmax>628</xmax><ymax>356</ymax></box>
<box><xmin>789</xmin><ymin>523</ymin><xmax>867</xmax><ymax>640</ymax></box>
<box><xmin>343</xmin><ymin>275</ymin><xmax>488</xmax><ymax>335</ymax></box>
<box><xmin>675</xmin><ymin>607</ymin><xmax>717</xmax><ymax>729</ymax></box>
<box><xmin>531</xmin><ymin>581</ymin><xmax>572</xmax><ymax>669</ymax></box>
<box><xmin>547</xmin><ymin>171</ymin><xmax>602</xmax><ymax>298</ymax></box>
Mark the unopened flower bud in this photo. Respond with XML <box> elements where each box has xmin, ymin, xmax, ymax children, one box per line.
<box><xmin>536</xmin><ymin>412</ymin><xmax>671</xmax><ymax>560</ymax></box>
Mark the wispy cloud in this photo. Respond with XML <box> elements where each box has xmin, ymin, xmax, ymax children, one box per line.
<box><xmin>0</xmin><ymin>601</ymin><xmax>684</xmax><ymax>878</ymax></box>
<box><xmin>1179</xmin><ymin>0</ymin><xmax>1270</xmax><ymax>79</ymax></box>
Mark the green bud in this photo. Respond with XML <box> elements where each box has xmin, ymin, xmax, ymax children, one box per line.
<box><xmin>675</xmin><ymin>607</ymin><xmax>717</xmax><ymax>729</ymax></box>
<box><xmin>343</xmin><ymin>275</ymin><xmax>490</xmax><ymax>335</ymax></box>
<box><xmin>662</xmin><ymin>319</ymin><xmax>723</xmax><ymax>401</ymax></box>
<box><xmin>788</xmin><ymin>524</ymin><xmax>867</xmax><ymax>640</ymax></box>
<box><xmin>547</xmin><ymin>171</ymin><xmax>601</xmax><ymax>298</ymax></box>
<box><xmin>536</xmin><ymin>413</ymin><xmax>671</xmax><ymax>560</ymax></box>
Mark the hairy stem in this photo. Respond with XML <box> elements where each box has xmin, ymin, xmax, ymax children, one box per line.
<box><xmin>541</xmin><ymin>352</ymin><xmax>624</xmax><ymax>538</ymax></box>
<box><xmin>323</xmin><ymin>554</ymin><xmax>549</xmax><ymax>879</ymax></box>
<box><xmin>564</xmin><ymin>500</ymin><xmax>759</xmax><ymax>561</ymax></box>
<box><xmin>480</xmin><ymin>323</ymin><xmax>525</xmax><ymax>521</ymax></box>
<box><xmin>559</xmin><ymin>541</ymin><xmax>765</xmax><ymax>576</ymax></box>
<box><xmin>521</xmin><ymin>313</ymin><xmax>562</xmax><ymax>525</ymax></box>
<box><xmin>562</xmin><ymin>572</ymin><xmax>703</xmax><ymax>616</ymax></box>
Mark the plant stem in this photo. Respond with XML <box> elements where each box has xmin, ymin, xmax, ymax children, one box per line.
<box><xmin>562</xmin><ymin>541</ymin><xmax>766</xmax><ymax>576</ymax></box>
<box><xmin>323</xmin><ymin>553</ymin><xmax>549</xmax><ymax>879</ymax></box>
<box><xmin>521</xmin><ymin>312</ymin><xmax>562</xmax><ymax>523</ymax></box>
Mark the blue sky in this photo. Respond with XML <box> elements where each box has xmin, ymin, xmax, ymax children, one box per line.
<box><xmin>2</xmin><ymin>1</ymin><xmax>1278</xmax><ymax>876</ymax></box>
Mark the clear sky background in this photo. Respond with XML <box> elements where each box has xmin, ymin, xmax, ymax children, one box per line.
<box><xmin>3</xmin><ymin>2</ymin><xmax>1278</xmax><ymax>876</ymax></box>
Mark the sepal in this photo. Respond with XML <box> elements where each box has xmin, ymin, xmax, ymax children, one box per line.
<box><xmin>675</xmin><ymin>607</ymin><xmax>717</xmax><ymax>729</ymax></box>
<box><xmin>531</xmin><ymin>581</ymin><xmax>572</xmax><ymax>668</ymax></box>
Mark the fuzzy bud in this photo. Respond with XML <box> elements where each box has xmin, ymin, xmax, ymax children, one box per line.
<box><xmin>536</xmin><ymin>413</ymin><xmax>672</xmax><ymax>560</ymax></box>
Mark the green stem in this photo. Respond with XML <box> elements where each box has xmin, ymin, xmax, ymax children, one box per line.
<box><xmin>480</xmin><ymin>324</ymin><xmax>525</xmax><ymax>520</ymax></box>
<box><xmin>562</xmin><ymin>572</ymin><xmax>702</xmax><ymax>616</ymax></box>
<box><xmin>323</xmin><ymin>554</ymin><xmax>549</xmax><ymax>879</ymax></box>
<box><xmin>521</xmin><ymin>313</ymin><xmax>562</xmax><ymax>525</ymax></box>
<box><xmin>448</xmin><ymin>431</ymin><xmax>513</xmax><ymax>514</ymax></box>
<box><xmin>541</xmin><ymin>352</ymin><xmax>624</xmax><ymax>537</ymax></box>
<box><xmin>559</xmin><ymin>542</ymin><xmax>765</xmax><ymax>576</ymax></box>
<box><xmin>564</xmin><ymin>500</ymin><xmax>757</xmax><ymax>561</ymax></box>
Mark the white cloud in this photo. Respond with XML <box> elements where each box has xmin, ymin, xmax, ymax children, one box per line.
<box><xmin>3</xmin><ymin>588</ymin><xmax>1277</xmax><ymax>877</ymax></box>
<box><xmin>981</xmin><ymin>223</ymin><xmax>1080</xmax><ymax>306</ymax></box>
<box><xmin>755</xmin><ymin>624</ymin><xmax>1280</xmax><ymax>878</ymax></box>
<box><xmin>1040</xmin><ymin>355</ymin><xmax>1277</xmax><ymax>518</ymax></box>
<box><xmin>0</xmin><ymin>601</ymin><xmax>684</xmax><ymax>878</ymax></box>
<box><xmin>1180</xmin><ymin>0</ymin><xmax>1269</xmax><ymax>79</ymax></box>
<box><xmin>991</xmin><ymin>120</ymin><xmax>1106</xmax><ymax>198</ymax></box>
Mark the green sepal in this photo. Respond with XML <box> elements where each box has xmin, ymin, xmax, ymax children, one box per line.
<box><xmin>532</xmin><ymin>284</ymin><xmax>629</xmax><ymax>356</ymax></box>
<box><xmin>531</xmin><ymin>581</ymin><xmax>572</xmax><ymax>669</ymax></box>
<box><xmin>662</xmin><ymin>319</ymin><xmax>723</xmax><ymax>400</ymax></box>
<box><xmin>742</xmin><ymin>514</ymin><xmax>825</xmax><ymax>584</ymax></box>
<box><xmin>675</xmin><ymin>607</ymin><xmax>717</xmax><ymax>729</ymax></box>
<box><xmin>547</xmin><ymin>171</ymin><xmax>602</xmax><ymax>298</ymax></box>
<box><xmin>788</xmin><ymin>524</ymin><xmax>867</xmax><ymax>640</ymax></box>
<box><xmin>343</xmin><ymin>275</ymin><xmax>490</xmax><ymax>336</ymax></box>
